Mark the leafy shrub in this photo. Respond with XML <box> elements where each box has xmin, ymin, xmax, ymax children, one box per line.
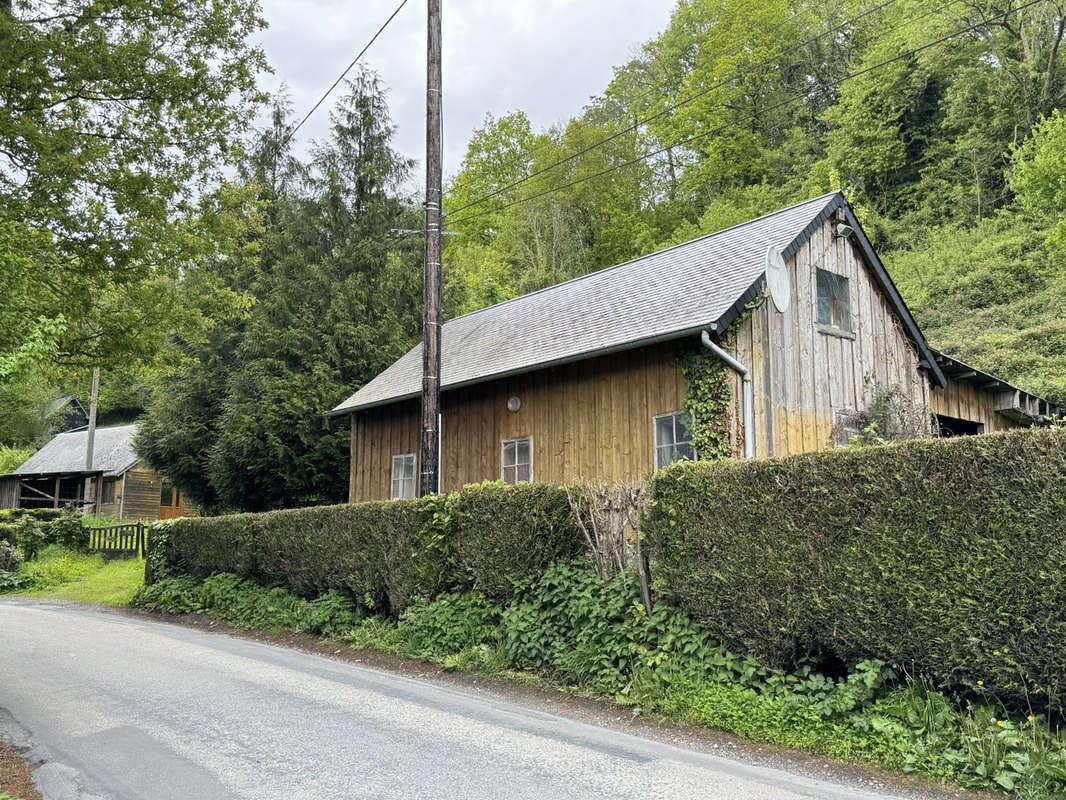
<box><xmin>0</xmin><ymin>508</ymin><xmax>64</xmax><ymax>523</ymax></box>
<box><xmin>0</xmin><ymin>522</ymin><xmax>16</xmax><ymax>547</ymax></box>
<box><xmin>147</xmin><ymin>482</ymin><xmax>581</xmax><ymax>614</ymax></box>
<box><xmin>644</xmin><ymin>427</ymin><xmax>1066</xmax><ymax>712</ymax></box>
<box><xmin>0</xmin><ymin>540</ymin><xmax>17</xmax><ymax>572</ymax></box>
<box><xmin>130</xmin><ymin>573</ymin><xmax>366</xmax><ymax>635</ymax></box>
<box><xmin>400</xmin><ymin>592</ymin><xmax>500</xmax><ymax>661</ymax></box>
<box><xmin>0</xmin><ymin>512</ymin><xmax>89</xmax><ymax>561</ymax></box>
<box><xmin>448</xmin><ymin>482</ymin><xmax>582</xmax><ymax>599</ymax></box>
<box><xmin>13</xmin><ymin>517</ymin><xmax>45</xmax><ymax>561</ymax></box>
<box><xmin>131</xmin><ymin>575</ymin><xmax>204</xmax><ymax>614</ymax></box>
<box><xmin>45</xmin><ymin>514</ymin><xmax>89</xmax><ymax>551</ymax></box>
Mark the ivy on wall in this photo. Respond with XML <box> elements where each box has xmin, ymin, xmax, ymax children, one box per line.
<box><xmin>680</xmin><ymin>340</ymin><xmax>733</xmax><ymax>461</ymax></box>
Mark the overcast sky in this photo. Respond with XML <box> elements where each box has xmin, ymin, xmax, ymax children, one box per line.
<box><xmin>258</xmin><ymin>0</ymin><xmax>675</xmax><ymax>183</ymax></box>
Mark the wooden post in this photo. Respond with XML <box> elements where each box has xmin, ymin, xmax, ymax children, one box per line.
<box><xmin>419</xmin><ymin>0</ymin><xmax>443</xmax><ymax>497</ymax></box>
<box><xmin>84</xmin><ymin>367</ymin><xmax>100</xmax><ymax>512</ymax></box>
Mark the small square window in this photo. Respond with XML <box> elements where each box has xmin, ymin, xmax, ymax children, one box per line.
<box><xmin>816</xmin><ymin>268</ymin><xmax>851</xmax><ymax>331</ymax></box>
<box><xmin>391</xmin><ymin>454</ymin><xmax>417</xmax><ymax>499</ymax></box>
<box><xmin>501</xmin><ymin>436</ymin><xmax>533</xmax><ymax>484</ymax></box>
<box><xmin>654</xmin><ymin>411</ymin><xmax>696</xmax><ymax>469</ymax></box>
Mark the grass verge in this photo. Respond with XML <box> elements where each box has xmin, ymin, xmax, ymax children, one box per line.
<box><xmin>1</xmin><ymin>546</ymin><xmax>144</xmax><ymax>605</ymax></box>
<box><xmin>23</xmin><ymin>557</ymin><xmax>144</xmax><ymax>605</ymax></box>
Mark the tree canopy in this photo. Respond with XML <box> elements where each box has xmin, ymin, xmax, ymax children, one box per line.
<box><xmin>136</xmin><ymin>74</ymin><xmax>423</xmax><ymax>511</ymax></box>
<box><xmin>443</xmin><ymin>0</ymin><xmax>1066</xmax><ymax>404</ymax></box>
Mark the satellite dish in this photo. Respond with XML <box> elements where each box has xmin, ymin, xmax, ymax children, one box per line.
<box><xmin>765</xmin><ymin>245</ymin><xmax>790</xmax><ymax>313</ymax></box>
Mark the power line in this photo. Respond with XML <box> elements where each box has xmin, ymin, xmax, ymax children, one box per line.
<box><xmin>274</xmin><ymin>0</ymin><xmax>411</xmax><ymax>155</ymax></box>
<box><xmin>520</xmin><ymin>1</ymin><xmax>841</xmax><ymax>164</ymax></box>
<box><xmin>444</xmin><ymin>0</ymin><xmax>905</xmax><ymax>220</ymax></box>
<box><xmin>445</xmin><ymin>0</ymin><xmax>1040</xmax><ymax>228</ymax></box>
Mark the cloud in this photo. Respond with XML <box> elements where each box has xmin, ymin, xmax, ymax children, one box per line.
<box><xmin>257</xmin><ymin>0</ymin><xmax>672</xmax><ymax>182</ymax></box>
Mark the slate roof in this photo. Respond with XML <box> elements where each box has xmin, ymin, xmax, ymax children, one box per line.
<box><xmin>9</xmin><ymin>424</ymin><xmax>140</xmax><ymax>478</ymax></box>
<box><xmin>330</xmin><ymin>192</ymin><xmax>941</xmax><ymax>415</ymax></box>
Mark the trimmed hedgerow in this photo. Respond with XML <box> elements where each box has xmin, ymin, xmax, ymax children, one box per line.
<box><xmin>146</xmin><ymin>481</ymin><xmax>581</xmax><ymax>615</ymax></box>
<box><xmin>255</xmin><ymin>501</ymin><xmax>432</xmax><ymax>613</ymax></box>
<box><xmin>447</xmin><ymin>482</ymin><xmax>584</xmax><ymax>599</ymax></box>
<box><xmin>644</xmin><ymin>427</ymin><xmax>1066</xmax><ymax>711</ymax></box>
<box><xmin>161</xmin><ymin>512</ymin><xmax>262</xmax><ymax>581</ymax></box>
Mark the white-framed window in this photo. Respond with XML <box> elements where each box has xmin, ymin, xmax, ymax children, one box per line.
<box><xmin>654</xmin><ymin>411</ymin><xmax>696</xmax><ymax>469</ymax></box>
<box><xmin>501</xmin><ymin>436</ymin><xmax>532</xmax><ymax>484</ymax></box>
<box><xmin>816</xmin><ymin>268</ymin><xmax>852</xmax><ymax>332</ymax></box>
<box><xmin>391</xmin><ymin>453</ymin><xmax>417</xmax><ymax>499</ymax></box>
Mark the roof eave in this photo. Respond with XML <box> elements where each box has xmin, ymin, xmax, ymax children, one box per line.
<box><xmin>327</xmin><ymin>324</ymin><xmax>721</xmax><ymax>416</ymax></box>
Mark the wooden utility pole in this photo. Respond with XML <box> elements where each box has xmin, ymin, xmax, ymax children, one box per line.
<box><xmin>419</xmin><ymin>0</ymin><xmax>443</xmax><ymax>496</ymax></box>
<box><xmin>84</xmin><ymin>367</ymin><xmax>100</xmax><ymax>511</ymax></box>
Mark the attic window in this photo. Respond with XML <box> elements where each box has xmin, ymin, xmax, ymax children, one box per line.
<box><xmin>816</xmin><ymin>268</ymin><xmax>851</xmax><ymax>332</ymax></box>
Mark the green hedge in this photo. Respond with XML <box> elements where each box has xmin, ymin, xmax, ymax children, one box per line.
<box><xmin>0</xmin><ymin>508</ymin><xmax>65</xmax><ymax>523</ymax></box>
<box><xmin>148</xmin><ymin>482</ymin><xmax>581</xmax><ymax>614</ymax></box>
<box><xmin>644</xmin><ymin>427</ymin><xmax>1066</xmax><ymax>709</ymax></box>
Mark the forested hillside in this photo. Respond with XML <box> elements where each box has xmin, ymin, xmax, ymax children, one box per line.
<box><xmin>443</xmin><ymin>0</ymin><xmax>1066</xmax><ymax>406</ymax></box>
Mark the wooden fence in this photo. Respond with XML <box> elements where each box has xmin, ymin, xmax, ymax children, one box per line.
<box><xmin>88</xmin><ymin>523</ymin><xmax>148</xmax><ymax>558</ymax></box>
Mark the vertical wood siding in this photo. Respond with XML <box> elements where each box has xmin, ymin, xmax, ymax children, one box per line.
<box><xmin>0</xmin><ymin>477</ymin><xmax>18</xmax><ymax>510</ymax></box>
<box><xmin>110</xmin><ymin>463</ymin><xmax>196</xmax><ymax>521</ymax></box>
<box><xmin>350</xmin><ymin>342</ymin><xmax>687</xmax><ymax>502</ymax></box>
<box><xmin>121</xmin><ymin>464</ymin><xmax>164</xmax><ymax>521</ymax></box>
<box><xmin>929</xmin><ymin>379</ymin><xmax>1015</xmax><ymax>432</ymax></box>
<box><xmin>728</xmin><ymin>215</ymin><xmax>930</xmax><ymax>458</ymax></box>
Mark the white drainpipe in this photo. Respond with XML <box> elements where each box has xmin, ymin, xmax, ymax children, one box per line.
<box><xmin>701</xmin><ymin>330</ymin><xmax>754</xmax><ymax>459</ymax></box>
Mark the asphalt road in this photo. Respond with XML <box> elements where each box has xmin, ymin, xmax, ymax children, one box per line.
<box><xmin>0</xmin><ymin>599</ymin><xmax>911</xmax><ymax>800</ymax></box>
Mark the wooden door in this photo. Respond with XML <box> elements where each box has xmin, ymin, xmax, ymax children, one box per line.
<box><xmin>159</xmin><ymin>482</ymin><xmax>182</xmax><ymax>519</ymax></box>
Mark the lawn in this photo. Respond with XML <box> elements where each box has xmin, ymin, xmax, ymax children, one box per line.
<box><xmin>24</xmin><ymin>557</ymin><xmax>145</xmax><ymax>605</ymax></box>
<box><xmin>3</xmin><ymin>546</ymin><xmax>145</xmax><ymax>606</ymax></box>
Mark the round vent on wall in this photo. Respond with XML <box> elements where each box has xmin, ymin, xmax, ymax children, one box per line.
<box><xmin>765</xmin><ymin>245</ymin><xmax>790</xmax><ymax>313</ymax></box>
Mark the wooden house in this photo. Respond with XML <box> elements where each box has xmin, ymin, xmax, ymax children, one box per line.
<box><xmin>0</xmin><ymin>424</ymin><xmax>195</xmax><ymax>520</ymax></box>
<box><xmin>330</xmin><ymin>193</ymin><xmax>1061</xmax><ymax>501</ymax></box>
<box><xmin>45</xmin><ymin>395</ymin><xmax>89</xmax><ymax>433</ymax></box>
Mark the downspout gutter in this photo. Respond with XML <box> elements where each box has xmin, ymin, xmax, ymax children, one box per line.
<box><xmin>701</xmin><ymin>330</ymin><xmax>754</xmax><ymax>459</ymax></box>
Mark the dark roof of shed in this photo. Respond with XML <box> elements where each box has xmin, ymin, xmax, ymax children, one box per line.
<box><xmin>330</xmin><ymin>192</ymin><xmax>943</xmax><ymax>415</ymax></box>
<box><xmin>8</xmin><ymin>424</ymin><xmax>140</xmax><ymax>478</ymax></box>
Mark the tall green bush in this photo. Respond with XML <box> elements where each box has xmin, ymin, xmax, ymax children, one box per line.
<box><xmin>147</xmin><ymin>481</ymin><xmax>581</xmax><ymax>615</ymax></box>
<box><xmin>644</xmin><ymin>428</ymin><xmax>1066</xmax><ymax>710</ymax></box>
<box><xmin>447</xmin><ymin>482</ymin><xmax>583</xmax><ymax>598</ymax></box>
